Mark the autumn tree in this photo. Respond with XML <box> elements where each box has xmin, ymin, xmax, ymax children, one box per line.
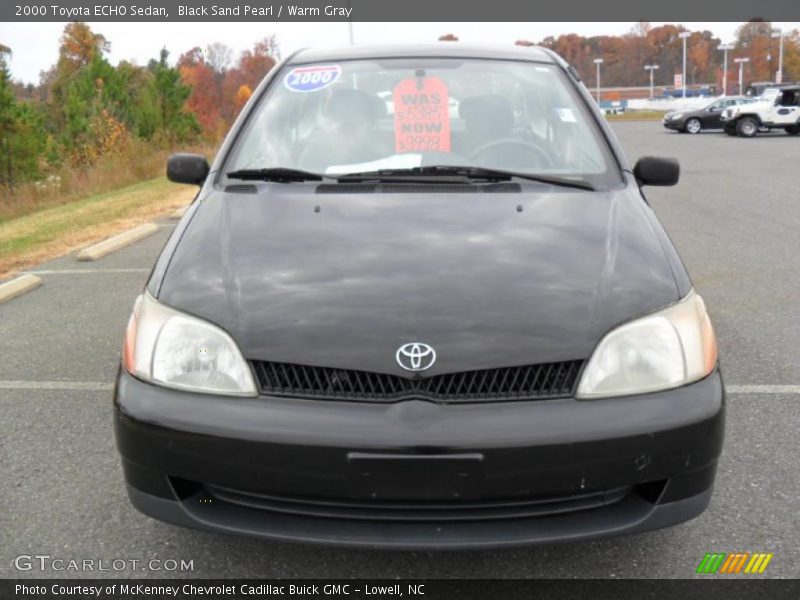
<box><xmin>438</xmin><ymin>34</ymin><xmax>459</xmax><ymax>42</ymax></box>
<box><xmin>179</xmin><ymin>47</ymin><xmax>224</xmax><ymax>137</ymax></box>
<box><xmin>735</xmin><ymin>20</ymin><xmax>777</xmax><ymax>83</ymax></box>
<box><xmin>781</xmin><ymin>30</ymin><xmax>800</xmax><ymax>81</ymax></box>
<box><xmin>233</xmin><ymin>84</ymin><xmax>253</xmax><ymax>115</ymax></box>
<box><xmin>539</xmin><ymin>24</ymin><xmax>724</xmax><ymax>88</ymax></box>
<box><xmin>220</xmin><ymin>37</ymin><xmax>279</xmax><ymax>124</ymax></box>
<box><xmin>49</xmin><ymin>22</ymin><xmax>111</xmax><ymax>126</ymax></box>
<box><xmin>57</xmin><ymin>22</ymin><xmax>110</xmax><ymax>71</ymax></box>
<box><xmin>238</xmin><ymin>37</ymin><xmax>279</xmax><ymax>88</ymax></box>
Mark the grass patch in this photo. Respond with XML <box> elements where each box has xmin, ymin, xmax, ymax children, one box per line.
<box><xmin>605</xmin><ymin>110</ymin><xmax>667</xmax><ymax>121</ymax></box>
<box><xmin>0</xmin><ymin>177</ymin><xmax>195</xmax><ymax>279</ymax></box>
<box><xmin>0</xmin><ymin>140</ymin><xmax>216</xmax><ymax>222</ymax></box>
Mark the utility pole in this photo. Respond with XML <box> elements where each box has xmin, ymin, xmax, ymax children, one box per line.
<box><xmin>734</xmin><ymin>57</ymin><xmax>750</xmax><ymax>95</ymax></box>
<box><xmin>679</xmin><ymin>31</ymin><xmax>691</xmax><ymax>98</ymax></box>
<box><xmin>772</xmin><ymin>29</ymin><xmax>785</xmax><ymax>83</ymax></box>
<box><xmin>644</xmin><ymin>65</ymin><xmax>660</xmax><ymax>98</ymax></box>
<box><xmin>346</xmin><ymin>0</ymin><xmax>354</xmax><ymax>44</ymax></box>
<box><xmin>593</xmin><ymin>58</ymin><xmax>604</xmax><ymax>104</ymax></box>
<box><xmin>719</xmin><ymin>44</ymin><xmax>733</xmax><ymax>96</ymax></box>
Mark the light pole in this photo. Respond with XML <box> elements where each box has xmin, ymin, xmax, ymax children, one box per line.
<box><xmin>734</xmin><ymin>57</ymin><xmax>749</xmax><ymax>95</ymax></box>
<box><xmin>346</xmin><ymin>0</ymin><xmax>354</xmax><ymax>44</ymax></box>
<box><xmin>644</xmin><ymin>65</ymin><xmax>660</xmax><ymax>98</ymax></box>
<box><xmin>679</xmin><ymin>31</ymin><xmax>691</xmax><ymax>98</ymax></box>
<box><xmin>772</xmin><ymin>30</ymin><xmax>785</xmax><ymax>83</ymax></box>
<box><xmin>593</xmin><ymin>58</ymin><xmax>604</xmax><ymax>104</ymax></box>
<box><xmin>719</xmin><ymin>44</ymin><xmax>733</xmax><ymax>96</ymax></box>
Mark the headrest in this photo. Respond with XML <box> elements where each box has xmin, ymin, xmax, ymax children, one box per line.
<box><xmin>459</xmin><ymin>94</ymin><xmax>514</xmax><ymax>136</ymax></box>
<box><xmin>324</xmin><ymin>89</ymin><xmax>386</xmax><ymax>125</ymax></box>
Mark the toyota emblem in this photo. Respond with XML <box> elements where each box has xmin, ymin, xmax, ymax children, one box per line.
<box><xmin>395</xmin><ymin>343</ymin><xmax>437</xmax><ymax>372</ymax></box>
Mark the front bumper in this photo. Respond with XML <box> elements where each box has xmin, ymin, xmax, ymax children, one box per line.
<box><xmin>114</xmin><ymin>369</ymin><xmax>725</xmax><ymax>549</ymax></box>
<box><xmin>663</xmin><ymin>117</ymin><xmax>685</xmax><ymax>131</ymax></box>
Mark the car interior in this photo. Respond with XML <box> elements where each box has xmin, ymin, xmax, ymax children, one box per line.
<box><xmin>291</xmin><ymin>87</ymin><xmax>597</xmax><ymax>174</ymax></box>
<box><xmin>777</xmin><ymin>89</ymin><xmax>800</xmax><ymax>107</ymax></box>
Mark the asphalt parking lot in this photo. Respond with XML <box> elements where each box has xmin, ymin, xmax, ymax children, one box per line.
<box><xmin>1</xmin><ymin>121</ymin><xmax>799</xmax><ymax>579</ymax></box>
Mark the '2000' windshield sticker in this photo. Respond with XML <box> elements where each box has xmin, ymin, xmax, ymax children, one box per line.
<box><xmin>393</xmin><ymin>76</ymin><xmax>451</xmax><ymax>153</ymax></box>
<box><xmin>284</xmin><ymin>65</ymin><xmax>342</xmax><ymax>93</ymax></box>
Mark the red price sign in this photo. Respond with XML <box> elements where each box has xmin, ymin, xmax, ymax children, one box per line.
<box><xmin>393</xmin><ymin>77</ymin><xmax>451</xmax><ymax>153</ymax></box>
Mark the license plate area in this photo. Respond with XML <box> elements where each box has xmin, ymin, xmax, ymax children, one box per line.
<box><xmin>347</xmin><ymin>453</ymin><xmax>484</xmax><ymax>501</ymax></box>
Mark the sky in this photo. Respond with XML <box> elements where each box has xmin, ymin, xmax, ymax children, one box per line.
<box><xmin>2</xmin><ymin>21</ymin><xmax>799</xmax><ymax>84</ymax></box>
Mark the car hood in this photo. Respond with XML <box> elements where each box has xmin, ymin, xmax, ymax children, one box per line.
<box><xmin>157</xmin><ymin>183</ymin><xmax>681</xmax><ymax>375</ymax></box>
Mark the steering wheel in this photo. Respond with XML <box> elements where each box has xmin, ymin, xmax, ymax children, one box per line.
<box><xmin>469</xmin><ymin>138</ymin><xmax>553</xmax><ymax>169</ymax></box>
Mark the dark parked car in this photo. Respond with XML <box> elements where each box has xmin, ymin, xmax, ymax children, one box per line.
<box><xmin>663</xmin><ymin>96</ymin><xmax>753</xmax><ymax>133</ymax></box>
<box><xmin>115</xmin><ymin>44</ymin><xmax>724</xmax><ymax>549</ymax></box>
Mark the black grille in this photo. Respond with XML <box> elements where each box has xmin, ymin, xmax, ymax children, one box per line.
<box><xmin>203</xmin><ymin>483</ymin><xmax>631</xmax><ymax>522</ymax></box>
<box><xmin>224</xmin><ymin>184</ymin><xmax>258</xmax><ymax>193</ymax></box>
<box><xmin>251</xmin><ymin>360</ymin><xmax>583</xmax><ymax>402</ymax></box>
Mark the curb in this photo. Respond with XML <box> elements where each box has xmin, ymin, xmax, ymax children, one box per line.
<box><xmin>170</xmin><ymin>206</ymin><xmax>188</xmax><ymax>219</ymax></box>
<box><xmin>76</xmin><ymin>223</ymin><xmax>160</xmax><ymax>262</ymax></box>
<box><xmin>0</xmin><ymin>274</ymin><xmax>43</xmax><ymax>304</ymax></box>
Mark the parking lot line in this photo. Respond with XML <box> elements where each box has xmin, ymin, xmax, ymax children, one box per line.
<box><xmin>0</xmin><ymin>381</ymin><xmax>113</xmax><ymax>391</ymax></box>
<box><xmin>727</xmin><ymin>385</ymin><xmax>800</xmax><ymax>394</ymax></box>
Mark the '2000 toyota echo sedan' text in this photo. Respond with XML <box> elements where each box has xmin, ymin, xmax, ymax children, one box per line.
<box><xmin>114</xmin><ymin>44</ymin><xmax>724</xmax><ymax>549</ymax></box>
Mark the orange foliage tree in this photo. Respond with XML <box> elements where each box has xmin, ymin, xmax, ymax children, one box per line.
<box><xmin>178</xmin><ymin>47</ymin><xmax>223</xmax><ymax>138</ymax></box>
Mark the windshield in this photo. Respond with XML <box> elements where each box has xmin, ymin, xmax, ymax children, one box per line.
<box><xmin>225</xmin><ymin>58</ymin><xmax>621</xmax><ymax>187</ymax></box>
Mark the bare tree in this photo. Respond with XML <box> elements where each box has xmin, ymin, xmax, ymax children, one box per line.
<box><xmin>205</xmin><ymin>42</ymin><xmax>233</xmax><ymax>73</ymax></box>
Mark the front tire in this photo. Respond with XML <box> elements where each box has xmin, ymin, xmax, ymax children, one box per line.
<box><xmin>685</xmin><ymin>118</ymin><xmax>702</xmax><ymax>134</ymax></box>
<box><xmin>736</xmin><ymin>117</ymin><xmax>759</xmax><ymax>138</ymax></box>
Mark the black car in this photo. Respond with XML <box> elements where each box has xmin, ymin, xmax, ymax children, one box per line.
<box><xmin>115</xmin><ymin>44</ymin><xmax>724</xmax><ymax>549</ymax></box>
<box><xmin>663</xmin><ymin>96</ymin><xmax>753</xmax><ymax>133</ymax></box>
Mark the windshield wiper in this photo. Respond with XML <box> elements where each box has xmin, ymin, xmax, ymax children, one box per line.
<box><xmin>226</xmin><ymin>167</ymin><xmax>328</xmax><ymax>182</ymax></box>
<box><xmin>338</xmin><ymin>165</ymin><xmax>595</xmax><ymax>190</ymax></box>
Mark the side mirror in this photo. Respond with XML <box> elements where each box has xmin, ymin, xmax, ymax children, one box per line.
<box><xmin>633</xmin><ymin>157</ymin><xmax>680</xmax><ymax>187</ymax></box>
<box><xmin>167</xmin><ymin>153</ymin><xmax>210</xmax><ymax>185</ymax></box>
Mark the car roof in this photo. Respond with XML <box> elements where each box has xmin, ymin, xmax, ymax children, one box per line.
<box><xmin>288</xmin><ymin>43</ymin><xmax>556</xmax><ymax>65</ymax></box>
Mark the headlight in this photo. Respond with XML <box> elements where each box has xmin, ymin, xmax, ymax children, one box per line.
<box><xmin>669</xmin><ymin>113</ymin><xmax>683</xmax><ymax>120</ymax></box>
<box><xmin>577</xmin><ymin>290</ymin><xmax>717</xmax><ymax>399</ymax></box>
<box><xmin>122</xmin><ymin>292</ymin><xmax>257</xmax><ymax>396</ymax></box>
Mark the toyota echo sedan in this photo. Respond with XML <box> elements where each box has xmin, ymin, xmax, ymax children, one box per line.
<box><xmin>114</xmin><ymin>44</ymin><xmax>724</xmax><ymax>549</ymax></box>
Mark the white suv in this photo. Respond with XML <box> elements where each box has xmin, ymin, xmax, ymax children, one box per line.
<box><xmin>723</xmin><ymin>86</ymin><xmax>800</xmax><ymax>137</ymax></box>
